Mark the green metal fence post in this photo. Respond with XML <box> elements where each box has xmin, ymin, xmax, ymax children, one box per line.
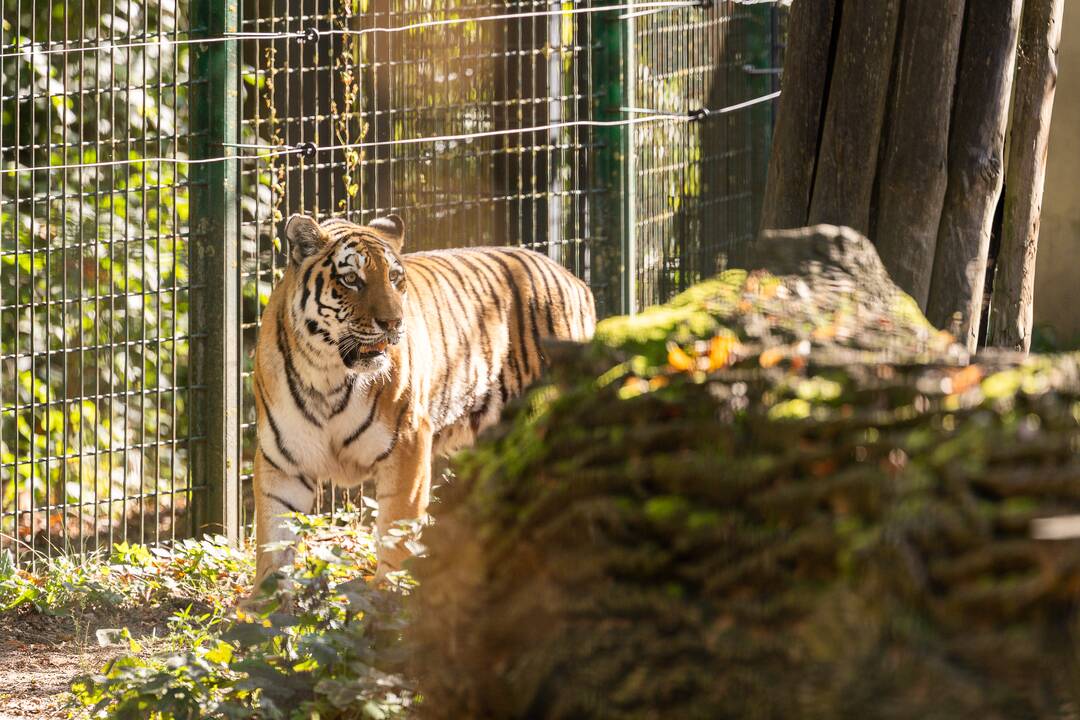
<box><xmin>592</xmin><ymin>0</ymin><xmax>634</xmax><ymax>317</ymax></box>
<box><xmin>189</xmin><ymin>0</ymin><xmax>241</xmax><ymax>544</ymax></box>
<box><xmin>622</xmin><ymin>10</ymin><xmax>637</xmax><ymax>316</ymax></box>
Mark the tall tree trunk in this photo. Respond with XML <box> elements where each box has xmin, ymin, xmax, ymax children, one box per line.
<box><xmin>759</xmin><ymin>0</ymin><xmax>838</xmax><ymax>231</ymax></box>
<box><xmin>926</xmin><ymin>0</ymin><xmax>1023</xmax><ymax>350</ymax></box>
<box><xmin>806</xmin><ymin>0</ymin><xmax>901</xmax><ymax>236</ymax></box>
<box><xmin>988</xmin><ymin>0</ymin><xmax>1066</xmax><ymax>353</ymax></box>
<box><xmin>871</xmin><ymin>0</ymin><xmax>966</xmax><ymax>308</ymax></box>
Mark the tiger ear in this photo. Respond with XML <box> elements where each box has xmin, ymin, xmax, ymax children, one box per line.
<box><xmin>285</xmin><ymin>214</ymin><xmax>327</xmax><ymax>266</ymax></box>
<box><xmin>369</xmin><ymin>214</ymin><xmax>405</xmax><ymax>253</ymax></box>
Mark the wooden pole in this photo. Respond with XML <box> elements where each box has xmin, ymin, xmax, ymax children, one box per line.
<box><xmin>807</xmin><ymin>0</ymin><xmax>901</xmax><ymax>236</ymax></box>
<box><xmin>759</xmin><ymin>0</ymin><xmax>838</xmax><ymax>232</ymax></box>
<box><xmin>988</xmin><ymin>0</ymin><xmax>1066</xmax><ymax>352</ymax></box>
<box><xmin>871</xmin><ymin>0</ymin><xmax>966</xmax><ymax>309</ymax></box>
<box><xmin>926</xmin><ymin>0</ymin><xmax>1023</xmax><ymax>351</ymax></box>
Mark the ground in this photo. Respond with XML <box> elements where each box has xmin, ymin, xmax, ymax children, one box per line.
<box><xmin>0</xmin><ymin>508</ymin><xmax>416</xmax><ymax>719</ymax></box>
<box><xmin>0</xmin><ymin>603</ymin><xmax>182</xmax><ymax>720</ymax></box>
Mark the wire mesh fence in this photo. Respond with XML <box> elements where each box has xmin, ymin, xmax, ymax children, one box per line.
<box><xmin>1</xmin><ymin>0</ymin><xmax>784</xmax><ymax>563</ymax></box>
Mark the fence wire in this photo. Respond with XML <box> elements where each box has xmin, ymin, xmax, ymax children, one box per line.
<box><xmin>1</xmin><ymin>0</ymin><xmax>784</xmax><ymax>563</ymax></box>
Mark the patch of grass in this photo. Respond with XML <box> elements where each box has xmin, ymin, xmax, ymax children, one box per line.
<box><xmin>0</xmin><ymin>535</ymin><xmax>253</xmax><ymax>616</ymax></box>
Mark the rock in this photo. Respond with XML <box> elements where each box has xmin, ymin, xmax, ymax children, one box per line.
<box><xmin>410</xmin><ymin>226</ymin><xmax>1080</xmax><ymax>719</ymax></box>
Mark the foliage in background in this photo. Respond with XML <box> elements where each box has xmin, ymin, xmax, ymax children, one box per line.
<box><xmin>70</xmin><ymin>507</ymin><xmax>417</xmax><ymax>719</ymax></box>
<box><xmin>0</xmin><ymin>0</ymin><xmax>278</xmax><ymax>547</ymax></box>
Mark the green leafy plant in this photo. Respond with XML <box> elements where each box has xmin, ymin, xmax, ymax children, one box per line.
<box><xmin>71</xmin><ymin>508</ymin><xmax>419</xmax><ymax>719</ymax></box>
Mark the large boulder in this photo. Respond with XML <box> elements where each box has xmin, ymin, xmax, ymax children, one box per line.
<box><xmin>410</xmin><ymin>226</ymin><xmax>1080</xmax><ymax>719</ymax></box>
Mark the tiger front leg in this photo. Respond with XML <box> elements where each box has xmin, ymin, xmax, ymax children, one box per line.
<box><xmin>373</xmin><ymin>419</ymin><xmax>433</xmax><ymax>581</ymax></box>
<box><xmin>251</xmin><ymin>450</ymin><xmax>317</xmax><ymax>596</ymax></box>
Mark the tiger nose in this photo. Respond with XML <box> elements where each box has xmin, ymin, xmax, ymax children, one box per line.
<box><xmin>375</xmin><ymin>317</ymin><xmax>402</xmax><ymax>333</ymax></box>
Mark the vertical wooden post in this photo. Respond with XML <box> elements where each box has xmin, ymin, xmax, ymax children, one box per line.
<box><xmin>190</xmin><ymin>0</ymin><xmax>241</xmax><ymax>543</ymax></box>
<box><xmin>926</xmin><ymin>0</ymin><xmax>1023</xmax><ymax>351</ymax></box>
<box><xmin>872</xmin><ymin>0</ymin><xmax>966</xmax><ymax>309</ymax></box>
<box><xmin>807</xmin><ymin>0</ymin><xmax>901</xmax><ymax>236</ymax></box>
<box><xmin>759</xmin><ymin>0</ymin><xmax>838</xmax><ymax>232</ymax></box>
<box><xmin>988</xmin><ymin>0</ymin><xmax>1066</xmax><ymax>352</ymax></box>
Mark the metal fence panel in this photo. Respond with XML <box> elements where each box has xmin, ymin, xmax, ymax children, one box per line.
<box><xmin>1</xmin><ymin>0</ymin><xmax>201</xmax><ymax>566</ymax></box>
<box><xmin>1</xmin><ymin>0</ymin><xmax>783</xmax><ymax>561</ymax></box>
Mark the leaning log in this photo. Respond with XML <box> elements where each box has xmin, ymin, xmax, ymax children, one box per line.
<box><xmin>411</xmin><ymin>225</ymin><xmax>1080</xmax><ymax>720</ymax></box>
<box><xmin>988</xmin><ymin>0</ymin><xmax>1066</xmax><ymax>353</ymax></box>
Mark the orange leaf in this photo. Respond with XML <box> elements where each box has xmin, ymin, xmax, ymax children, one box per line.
<box><xmin>948</xmin><ymin>364</ymin><xmax>983</xmax><ymax>395</ymax></box>
<box><xmin>667</xmin><ymin>342</ymin><xmax>695</xmax><ymax>372</ymax></box>
<box><xmin>759</xmin><ymin>347</ymin><xmax>785</xmax><ymax>368</ymax></box>
<box><xmin>708</xmin><ymin>335</ymin><xmax>737</xmax><ymax>370</ymax></box>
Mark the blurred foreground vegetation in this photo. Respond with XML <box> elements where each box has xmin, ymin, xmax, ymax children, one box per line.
<box><xmin>412</xmin><ymin>228</ymin><xmax>1080</xmax><ymax>719</ymax></box>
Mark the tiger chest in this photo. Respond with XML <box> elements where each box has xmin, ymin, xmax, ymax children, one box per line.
<box><xmin>324</xmin><ymin>408</ymin><xmax>396</xmax><ymax>486</ymax></box>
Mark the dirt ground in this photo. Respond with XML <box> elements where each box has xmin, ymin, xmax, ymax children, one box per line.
<box><xmin>0</xmin><ymin>601</ymin><xmax>201</xmax><ymax>720</ymax></box>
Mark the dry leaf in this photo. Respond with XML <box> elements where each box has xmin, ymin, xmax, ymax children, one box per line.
<box><xmin>667</xmin><ymin>342</ymin><xmax>695</xmax><ymax>372</ymax></box>
<box><xmin>708</xmin><ymin>335</ymin><xmax>737</xmax><ymax>370</ymax></box>
<box><xmin>948</xmin><ymin>365</ymin><xmax>983</xmax><ymax>395</ymax></box>
<box><xmin>759</xmin><ymin>347</ymin><xmax>785</xmax><ymax>368</ymax></box>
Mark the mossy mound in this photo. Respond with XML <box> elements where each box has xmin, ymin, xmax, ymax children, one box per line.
<box><xmin>410</xmin><ymin>227</ymin><xmax>1080</xmax><ymax>719</ymax></box>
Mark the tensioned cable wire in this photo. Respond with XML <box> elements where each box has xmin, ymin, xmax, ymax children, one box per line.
<box><xmin>308</xmin><ymin>90</ymin><xmax>782</xmax><ymax>153</ymax></box>
<box><xmin>0</xmin><ymin>149</ymin><xmax>294</xmax><ymax>174</ymax></box>
<box><xmin>1</xmin><ymin>91</ymin><xmax>781</xmax><ymax>174</ymax></box>
<box><xmin>0</xmin><ymin>0</ymin><xmax>697</xmax><ymax>60</ymax></box>
<box><xmin>0</xmin><ymin>33</ymin><xmax>236</xmax><ymax>61</ymax></box>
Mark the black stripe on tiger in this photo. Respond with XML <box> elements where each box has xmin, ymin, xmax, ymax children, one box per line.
<box><xmin>297</xmin><ymin>474</ymin><xmax>316</xmax><ymax>494</ymax></box>
<box><xmin>276</xmin><ymin>304</ymin><xmax>323</xmax><ymax>428</ymax></box>
<box><xmin>260</xmin><ymin>448</ymin><xmax>286</xmax><ymax>473</ymax></box>
<box><xmin>424</xmin><ymin>254</ymin><xmax>498</xmax><ymax>411</ymax></box>
<box><xmin>465</xmin><ymin>251</ymin><xmax>526</xmax><ymax>394</ymax></box>
<box><xmin>496</xmin><ymin>248</ymin><xmax>558</xmax><ymax>337</ymax></box>
<box><xmin>485</xmin><ymin>251</ymin><xmax>539</xmax><ymax>381</ymax></box>
<box><xmin>265</xmin><ymin>491</ymin><xmax>303</xmax><ymax>515</ymax></box>
<box><xmin>345</xmin><ymin>382</ymin><xmax>387</xmax><ymax>446</ymax></box>
<box><xmin>497</xmin><ymin>250</ymin><xmax>550</xmax><ymax>367</ymax></box>
<box><xmin>405</xmin><ymin>263</ymin><xmax>458</xmax><ymax>422</ymax></box>
<box><xmin>373</xmin><ymin>404</ymin><xmax>410</xmax><ymax>464</ymax></box>
<box><xmin>256</xmin><ymin>379</ymin><xmax>298</xmax><ymax>467</ymax></box>
<box><xmin>454</xmin><ymin>251</ymin><xmax>516</xmax><ymax>404</ymax></box>
<box><xmin>413</xmin><ymin>257</ymin><xmax>485</xmax><ymax>424</ymax></box>
<box><xmin>330</xmin><ymin>380</ymin><xmax>355</xmax><ymax>417</ymax></box>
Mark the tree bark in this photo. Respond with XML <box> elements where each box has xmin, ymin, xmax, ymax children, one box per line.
<box><xmin>759</xmin><ymin>0</ymin><xmax>838</xmax><ymax>231</ymax></box>
<box><xmin>988</xmin><ymin>0</ymin><xmax>1066</xmax><ymax>353</ymax></box>
<box><xmin>925</xmin><ymin>0</ymin><xmax>1023</xmax><ymax>351</ymax></box>
<box><xmin>807</xmin><ymin>0</ymin><xmax>901</xmax><ymax>236</ymax></box>
<box><xmin>871</xmin><ymin>0</ymin><xmax>966</xmax><ymax>308</ymax></box>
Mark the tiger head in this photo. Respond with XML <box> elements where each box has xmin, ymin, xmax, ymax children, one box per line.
<box><xmin>284</xmin><ymin>213</ymin><xmax>407</xmax><ymax>375</ymax></box>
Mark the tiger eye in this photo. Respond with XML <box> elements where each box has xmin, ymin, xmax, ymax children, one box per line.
<box><xmin>342</xmin><ymin>271</ymin><xmax>360</xmax><ymax>287</ymax></box>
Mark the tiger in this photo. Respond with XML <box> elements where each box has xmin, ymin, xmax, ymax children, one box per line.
<box><xmin>251</xmin><ymin>212</ymin><xmax>596</xmax><ymax>589</ymax></box>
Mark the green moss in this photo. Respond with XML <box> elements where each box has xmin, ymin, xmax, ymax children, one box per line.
<box><xmin>592</xmin><ymin>271</ymin><xmax>748</xmax><ymax>359</ymax></box>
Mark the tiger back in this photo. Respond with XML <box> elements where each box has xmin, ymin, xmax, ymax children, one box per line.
<box><xmin>251</xmin><ymin>213</ymin><xmax>596</xmax><ymax>586</ymax></box>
